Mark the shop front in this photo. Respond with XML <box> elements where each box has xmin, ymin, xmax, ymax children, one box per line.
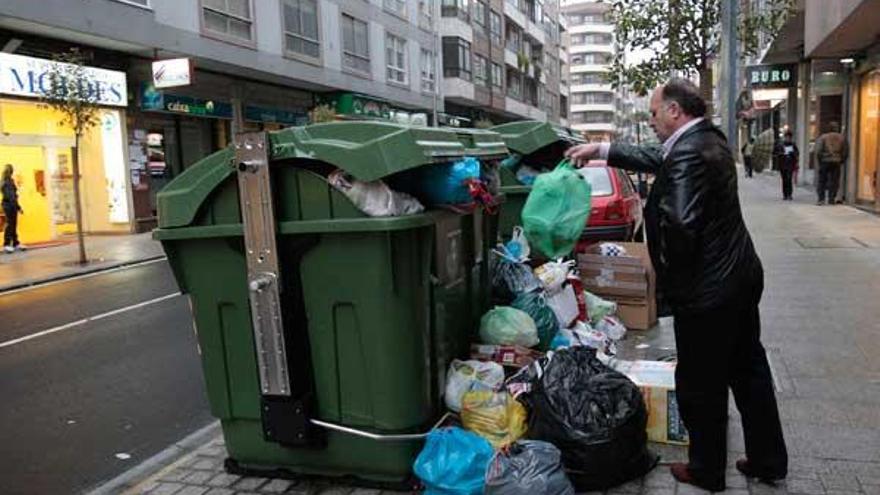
<box><xmin>856</xmin><ymin>69</ymin><xmax>880</xmax><ymax>207</ymax></box>
<box><xmin>0</xmin><ymin>52</ymin><xmax>130</xmax><ymax>245</ymax></box>
<box><xmin>318</xmin><ymin>92</ymin><xmax>429</xmax><ymax>125</ymax></box>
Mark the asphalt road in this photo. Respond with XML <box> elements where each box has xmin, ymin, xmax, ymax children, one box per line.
<box><xmin>0</xmin><ymin>261</ymin><xmax>214</xmax><ymax>495</ymax></box>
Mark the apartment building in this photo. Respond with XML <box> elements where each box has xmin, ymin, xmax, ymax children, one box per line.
<box><xmin>561</xmin><ymin>0</ymin><xmax>616</xmax><ymax>141</ymax></box>
<box><xmin>439</xmin><ymin>0</ymin><xmax>569</xmax><ymax>126</ymax></box>
<box><xmin>0</xmin><ymin>0</ymin><xmax>444</xmax><ymax>237</ymax></box>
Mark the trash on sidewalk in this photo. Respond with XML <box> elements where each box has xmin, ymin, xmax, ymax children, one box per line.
<box><xmin>445</xmin><ymin>360</ymin><xmax>506</xmax><ymax>413</ymax></box>
<box><xmin>327</xmin><ymin>170</ymin><xmax>424</xmax><ymax>217</ymax></box>
<box><xmin>578</xmin><ymin>242</ymin><xmax>657</xmax><ymax>330</ymax></box>
<box><xmin>484</xmin><ymin>441</ymin><xmax>575</xmax><ymax>495</ymax></box>
<box><xmin>460</xmin><ymin>390</ymin><xmax>528</xmax><ymax>448</ymax></box>
<box><xmin>511</xmin><ymin>291</ymin><xmax>558</xmax><ymax>351</ymax></box>
<box><xmin>584</xmin><ymin>290</ymin><xmax>618</xmax><ymax>324</ymax></box>
<box><xmin>479</xmin><ymin>307</ymin><xmax>540</xmax><ymax>348</ymax></box>
<box><xmin>603</xmin><ymin>357</ymin><xmax>689</xmax><ymax>445</ymax></box>
<box><xmin>521</xmin><ymin>160</ymin><xmax>592</xmax><ymax>259</ymax></box>
<box><xmin>414</xmin><ymin>427</ymin><xmax>495</xmax><ymax>495</ymax></box>
<box><xmin>403</xmin><ymin>156</ymin><xmax>482</xmax><ymax>206</ymax></box>
<box><xmin>513</xmin><ymin>347</ymin><xmax>658</xmax><ymax>492</ymax></box>
<box><xmin>470</xmin><ymin>344</ymin><xmax>545</xmax><ymax>368</ymax></box>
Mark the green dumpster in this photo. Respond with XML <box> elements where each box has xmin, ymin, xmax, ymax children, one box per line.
<box><xmin>153</xmin><ymin>122</ymin><xmax>507</xmax><ymax>486</ymax></box>
<box><xmin>491</xmin><ymin>121</ymin><xmax>585</xmax><ymax>241</ymax></box>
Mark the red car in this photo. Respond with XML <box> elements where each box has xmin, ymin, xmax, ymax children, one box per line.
<box><xmin>578</xmin><ymin>160</ymin><xmax>644</xmax><ymax>242</ymax></box>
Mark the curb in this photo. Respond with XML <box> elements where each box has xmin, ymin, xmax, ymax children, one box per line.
<box><xmin>0</xmin><ymin>255</ymin><xmax>167</xmax><ymax>294</ymax></box>
<box><xmin>87</xmin><ymin>421</ymin><xmax>222</xmax><ymax>495</ymax></box>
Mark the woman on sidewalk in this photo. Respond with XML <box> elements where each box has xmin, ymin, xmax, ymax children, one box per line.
<box><xmin>773</xmin><ymin>131</ymin><xmax>799</xmax><ymax>201</ymax></box>
<box><xmin>2</xmin><ymin>164</ymin><xmax>25</xmax><ymax>253</ymax></box>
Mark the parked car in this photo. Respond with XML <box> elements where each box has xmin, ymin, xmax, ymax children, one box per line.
<box><xmin>578</xmin><ymin>161</ymin><xmax>644</xmax><ymax>242</ymax></box>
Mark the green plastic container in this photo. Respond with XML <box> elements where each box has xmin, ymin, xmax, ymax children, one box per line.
<box><xmin>154</xmin><ymin>122</ymin><xmax>508</xmax><ymax>484</ymax></box>
<box><xmin>491</xmin><ymin>121</ymin><xmax>584</xmax><ymax>241</ymax></box>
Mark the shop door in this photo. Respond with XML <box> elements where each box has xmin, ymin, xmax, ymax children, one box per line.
<box><xmin>0</xmin><ymin>145</ymin><xmax>52</xmax><ymax>244</ymax></box>
<box><xmin>179</xmin><ymin>118</ymin><xmax>214</xmax><ymax>170</ymax></box>
<box><xmin>857</xmin><ymin>71</ymin><xmax>880</xmax><ymax>204</ymax></box>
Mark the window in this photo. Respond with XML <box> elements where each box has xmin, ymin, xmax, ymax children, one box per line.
<box><xmin>571</xmin><ymin>72</ymin><xmax>607</xmax><ymax>85</ymax></box>
<box><xmin>572</xmin><ymin>33</ymin><xmax>613</xmax><ymax>45</ymax></box>
<box><xmin>507</xmin><ymin>68</ymin><xmax>521</xmax><ymax>98</ymax></box>
<box><xmin>492</xmin><ymin>63</ymin><xmax>503</xmax><ymax>88</ymax></box>
<box><xmin>579</xmin><ymin>167</ymin><xmax>614</xmax><ymax>196</ymax></box>
<box><xmin>490</xmin><ymin>11</ymin><xmax>502</xmax><ymax>45</ymax></box>
<box><xmin>419</xmin><ymin>0</ymin><xmax>433</xmax><ymax>28</ymax></box>
<box><xmin>443</xmin><ymin>37</ymin><xmax>472</xmax><ymax>80</ymax></box>
<box><xmin>442</xmin><ymin>0</ymin><xmax>470</xmax><ymax>20</ymax></box>
<box><xmin>570</xmin><ymin>13</ymin><xmax>607</xmax><ymax>24</ymax></box>
<box><xmin>283</xmin><ymin>0</ymin><xmax>319</xmax><ymax>59</ymax></box>
<box><xmin>572</xmin><ymin>53</ymin><xmax>611</xmax><ymax>65</ymax></box>
<box><xmin>202</xmin><ymin>0</ymin><xmax>253</xmax><ymax>42</ymax></box>
<box><xmin>506</xmin><ymin>23</ymin><xmax>521</xmax><ymax>52</ymax></box>
<box><xmin>386</xmin><ymin>33</ymin><xmax>408</xmax><ymax>84</ymax></box>
<box><xmin>384</xmin><ymin>0</ymin><xmax>406</xmax><ymax>17</ymax></box>
<box><xmin>571</xmin><ymin>111</ymin><xmax>614</xmax><ymax>124</ymax></box>
<box><xmin>560</xmin><ymin>95</ymin><xmax>568</xmax><ymax>117</ymax></box>
<box><xmin>572</xmin><ymin>92</ymin><xmax>614</xmax><ymax>104</ymax></box>
<box><xmin>421</xmin><ymin>48</ymin><xmax>436</xmax><ymax>92</ymax></box>
<box><xmin>474</xmin><ymin>55</ymin><xmax>489</xmax><ymax>87</ymax></box>
<box><xmin>342</xmin><ymin>14</ymin><xmax>370</xmax><ymax>74</ymax></box>
<box><xmin>474</xmin><ymin>1</ymin><xmax>488</xmax><ymax>33</ymax></box>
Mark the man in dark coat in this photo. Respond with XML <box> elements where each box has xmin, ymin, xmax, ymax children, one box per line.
<box><xmin>565</xmin><ymin>79</ymin><xmax>788</xmax><ymax>492</ymax></box>
<box><xmin>773</xmin><ymin>130</ymin><xmax>799</xmax><ymax>200</ymax></box>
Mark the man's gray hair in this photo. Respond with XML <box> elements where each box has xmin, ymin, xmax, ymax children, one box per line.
<box><xmin>661</xmin><ymin>78</ymin><xmax>707</xmax><ymax>118</ymax></box>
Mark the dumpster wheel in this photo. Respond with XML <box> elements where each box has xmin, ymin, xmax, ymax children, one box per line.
<box><xmin>223</xmin><ymin>457</ymin><xmax>423</xmax><ymax>492</ymax></box>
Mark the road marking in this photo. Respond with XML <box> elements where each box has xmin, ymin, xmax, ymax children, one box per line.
<box><xmin>0</xmin><ymin>257</ymin><xmax>168</xmax><ymax>297</ymax></box>
<box><xmin>0</xmin><ymin>292</ymin><xmax>182</xmax><ymax>350</ymax></box>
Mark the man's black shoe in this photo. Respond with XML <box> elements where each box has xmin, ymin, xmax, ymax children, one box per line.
<box><xmin>670</xmin><ymin>463</ymin><xmax>726</xmax><ymax>492</ymax></box>
<box><xmin>735</xmin><ymin>459</ymin><xmax>786</xmax><ymax>484</ymax></box>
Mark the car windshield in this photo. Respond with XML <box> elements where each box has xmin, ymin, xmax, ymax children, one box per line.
<box><xmin>578</xmin><ymin>167</ymin><xmax>614</xmax><ymax>197</ymax></box>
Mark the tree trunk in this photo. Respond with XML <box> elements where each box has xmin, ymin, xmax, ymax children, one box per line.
<box><xmin>699</xmin><ymin>65</ymin><xmax>714</xmax><ymax>119</ymax></box>
<box><xmin>72</xmin><ymin>135</ymin><xmax>87</xmax><ymax>265</ymax></box>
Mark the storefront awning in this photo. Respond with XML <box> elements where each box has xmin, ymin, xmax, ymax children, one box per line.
<box><xmin>806</xmin><ymin>0</ymin><xmax>880</xmax><ymax>58</ymax></box>
<box><xmin>760</xmin><ymin>3</ymin><xmax>805</xmax><ymax>64</ymax></box>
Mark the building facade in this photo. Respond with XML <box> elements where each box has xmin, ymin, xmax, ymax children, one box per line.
<box><xmin>560</xmin><ymin>0</ymin><xmax>616</xmax><ymax>141</ymax></box>
<box><xmin>438</xmin><ymin>0</ymin><xmax>569</xmax><ymax>126</ymax></box>
<box><xmin>0</xmin><ymin>0</ymin><xmax>445</xmax><ymax>239</ymax></box>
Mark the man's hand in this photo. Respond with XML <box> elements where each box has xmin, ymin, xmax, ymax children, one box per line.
<box><xmin>565</xmin><ymin>143</ymin><xmax>602</xmax><ymax>167</ymax></box>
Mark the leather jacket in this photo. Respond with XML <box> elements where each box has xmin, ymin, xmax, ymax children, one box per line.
<box><xmin>607</xmin><ymin>120</ymin><xmax>763</xmax><ymax>313</ymax></box>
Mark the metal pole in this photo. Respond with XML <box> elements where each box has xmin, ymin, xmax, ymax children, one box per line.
<box><xmin>722</xmin><ymin>0</ymin><xmax>739</xmax><ymax>149</ymax></box>
<box><xmin>432</xmin><ymin>0</ymin><xmax>440</xmax><ymax>126</ymax></box>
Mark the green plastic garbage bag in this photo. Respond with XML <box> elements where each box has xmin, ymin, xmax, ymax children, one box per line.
<box><xmin>512</xmin><ymin>291</ymin><xmax>558</xmax><ymax>351</ymax></box>
<box><xmin>480</xmin><ymin>307</ymin><xmax>540</xmax><ymax>348</ymax></box>
<box><xmin>584</xmin><ymin>291</ymin><xmax>618</xmax><ymax>325</ymax></box>
<box><xmin>521</xmin><ymin>160</ymin><xmax>591</xmax><ymax>259</ymax></box>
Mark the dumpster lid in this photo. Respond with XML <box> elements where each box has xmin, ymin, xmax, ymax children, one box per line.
<box><xmin>157</xmin><ymin>122</ymin><xmax>509</xmax><ymax>229</ymax></box>
<box><xmin>491</xmin><ymin>120</ymin><xmax>583</xmax><ymax>155</ymax></box>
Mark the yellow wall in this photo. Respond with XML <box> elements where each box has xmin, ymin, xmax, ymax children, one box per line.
<box><xmin>858</xmin><ymin>72</ymin><xmax>880</xmax><ymax>202</ymax></box>
<box><xmin>0</xmin><ymin>146</ymin><xmax>52</xmax><ymax>244</ymax></box>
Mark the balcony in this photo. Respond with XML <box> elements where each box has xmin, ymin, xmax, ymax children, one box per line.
<box><xmin>526</xmin><ymin>21</ymin><xmax>546</xmax><ymax>45</ymax></box>
<box><xmin>567</xmin><ymin>23</ymin><xmax>614</xmax><ymax>35</ymax></box>
<box><xmin>571</xmin><ymin>102</ymin><xmax>615</xmax><ymax>113</ymax></box>
<box><xmin>569</xmin><ymin>63</ymin><xmax>611</xmax><ymax>73</ymax></box>
<box><xmin>505</xmin><ymin>7</ymin><xmax>527</xmax><ymax>30</ymax></box>
<box><xmin>569</xmin><ymin>44</ymin><xmax>614</xmax><ymax>54</ymax></box>
<box><xmin>570</xmin><ymin>83</ymin><xmax>614</xmax><ymax>92</ymax></box>
<box><xmin>504</xmin><ymin>48</ymin><xmax>519</xmax><ymax>68</ymax></box>
<box><xmin>439</xmin><ymin>16</ymin><xmax>474</xmax><ymax>43</ymax></box>
<box><xmin>444</xmin><ymin>78</ymin><xmax>476</xmax><ymax>103</ymax></box>
<box><xmin>571</xmin><ymin>122</ymin><xmax>616</xmax><ymax>133</ymax></box>
<box><xmin>505</xmin><ymin>96</ymin><xmax>547</xmax><ymax>120</ymax></box>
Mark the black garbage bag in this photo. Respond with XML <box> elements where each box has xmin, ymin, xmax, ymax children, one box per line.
<box><xmin>518</xmin><ymin>347</ymin><xmax>659</xmax><ymax>491</ymax></box>
<box><xmin>511</xmin><ymin>290</ymin><xmax>558</xmax><ymax>351</ymax></box>
<box><xmin>491</xmin><ymin>254</ymin><xmax>541</xmax><ymax>304</ymax></box>
<box><xmin>484</xmin><ymin>440</ymin><xmax>575</xmax><ymax>495</ymax></box>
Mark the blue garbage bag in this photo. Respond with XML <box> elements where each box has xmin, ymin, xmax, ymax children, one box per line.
<box><xmin>415</xmin><ymin>156</ymin><xmax>481</xmax><ymax>205</ymax></box>
<box><xmin>413</xmin><ymin>427</ymin><xmax>495</xmax><ymax>495</ymax></box>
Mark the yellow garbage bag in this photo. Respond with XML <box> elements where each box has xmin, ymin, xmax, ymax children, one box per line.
<box><xmin>461</xmin><ymin>390</ymin><xmax>528</xmax><ymax>449</ymax></box>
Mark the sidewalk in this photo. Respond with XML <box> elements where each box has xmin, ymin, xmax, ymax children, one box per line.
<box><xmin>0</xmin><ymin>233</ymin><xmax>165</xmax><ymax>293</ymax></box>
<box><xmin>98</xmin><ymin>170</ymin><xmax>880</xmax><ymax>495</ymax></box>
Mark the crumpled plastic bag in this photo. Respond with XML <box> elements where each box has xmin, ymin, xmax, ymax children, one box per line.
<box><xmin>460</xmin><ymin>390</ymin><xmax>528</xmax><ymax>449</ymax></box>
<box><xmin>511</xmin><ymin>291</ymin><xmax>558</xmax><ymax>351</ymax></box>
<box><xmin>491</xmin><ymin>255</ymin><xmax>542</xmax><ymax>304</ymax></box>
<box><xmin>414</xmin><ymin>427</ymin><xmax>494</xmax><ymax>495</ymax></box>
<box><xmin>514</xmin><ymin>347</ymin><xmax>658</xmax><ymax>492</ymax></box>
<box><xmin>584</xmin><ymin>290</ymin><xmax>618</xmax><ymax>324</ymax></box>
<box><xmin>521</xmin><ymin>160</ymin><xmax>592</xmax><ymax>258</ymax></box>
<box><xmin>445</xmin><ymin>359</ymin><xmax>506</xmax><ymax>413</ymax></box>
<box><xmin>484</xmin><ymin>440</ymin><xmax>575</xmax><ymax>495</ymax></box>
<box><xmin>328</xmin><ymin>170</ymin><xmax>424</xmax><ymax>217</ymax></box>
<box><xmin>411</xmin><ymin>156</ymin><xmax>481</xmax><ymax>206</ymax></box>
<box><xmin>545</xmin><ymin>283</ymin><xmax>580</xmax><ymax>329</ymax></box>
<box><xmin>516</xmin><ymin>165</ymin><xmax>542</xmax><ymax>186</ymax></box>
<box><xmin>595</xmin><ymin>315</ymin><xmax>627</xmax><ymax>341</ymax></box>
<box><xmin>534</xmin><ymin>259</ymin><xmax>576</xmax><ymax>294</ymax></box>
<box><xmin>480</xmin><ymin>307</ymin><xmax>540</xmax><ymax>348</ymax></box>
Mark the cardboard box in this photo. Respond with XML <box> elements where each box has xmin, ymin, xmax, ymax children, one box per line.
<box><xmin>578</xmin><ymin>242</ymin><xmax>655</xmax><ymax>299</ymax></box>
<box><xmin>609</xmin><ymin>359</ymin><xmax>689</xmax><ymax>445</ymax></box>
<box><xmin>470</xmin><ymin>344</ymin><xmax>543</xmax><ymax>368</ymax></box>
<box><xmin>614</xmin><ymin>296</ymin><xmax>658</xmax><ymax>331</ymax></box>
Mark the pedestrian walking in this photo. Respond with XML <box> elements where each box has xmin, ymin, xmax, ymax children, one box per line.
<box><xmin>565</xmin><ymin>78</ymin><xmax>788</xmax><ymax>493</ymax></box>
<box><xmin>773</xmin><ymin>131</ymin><xmax>799</xmax><ymax>200</ymax></box>
<box><xmin>741</xmin><ymin>137</ymin><xmax>755</xmax><ymax>178</ymax></box>
<box><xmin>2</xmin><ymin>163</ymin><xmax>25</xmax><ymax>253</ymax></box>
<box><xmin>814</xmin><ymin>122</ymin><xmax>848</xmax><ymax>205</ymax></box>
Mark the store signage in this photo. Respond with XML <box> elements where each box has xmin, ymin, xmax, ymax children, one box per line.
<box><xmin>244</xmin><ymin>105</ymin><xmax>308</xmax><ymax>125</ymax></box>
<box><xmin>746</xmin><ymin>64</ymin><xmax>798</xmax><ymax>89</ymax></box>
<box><xmin>141</xmin><ymin>84</ymin><xmax>232</xmax><ymax>118</ymax></box>
<box><xmin>0</xmin><ymin>52</ymin><xmax>127</xmax><ymax>106</ymax></box>
<box><xmin>152</xmin><ymin>58</ymin><xmax>193</xmax><ymax>89</ymax></box>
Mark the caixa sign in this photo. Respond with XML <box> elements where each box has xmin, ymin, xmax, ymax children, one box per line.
<box><xmin>0</xmin><ymin>52</ymin><xmax>127</xmax><ymax>107</ymax></box>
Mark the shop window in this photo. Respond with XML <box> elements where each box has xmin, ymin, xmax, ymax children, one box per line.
<box><xmin>283</xmin><ymin>0</ymin><xmax>320</xmax><ymax>60</ymax></box>
<box><xmin>386</xmin><ymin>33</ymin><xmax>408</xmax><ymax>85</ymax></box>
<box><xmin>201</xmin><ymin>0</ymin><xmax>254</xmax><ymax>43</ymax></box>
<box><xmin>342</xmin><ymin>14</ymin><xmax>370</xmax><ymax>75</ymax></box>
<box><xmin>858</xmin><ymin>71</ymin><xmax>880</xmax><ymax>202</ymax></box>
